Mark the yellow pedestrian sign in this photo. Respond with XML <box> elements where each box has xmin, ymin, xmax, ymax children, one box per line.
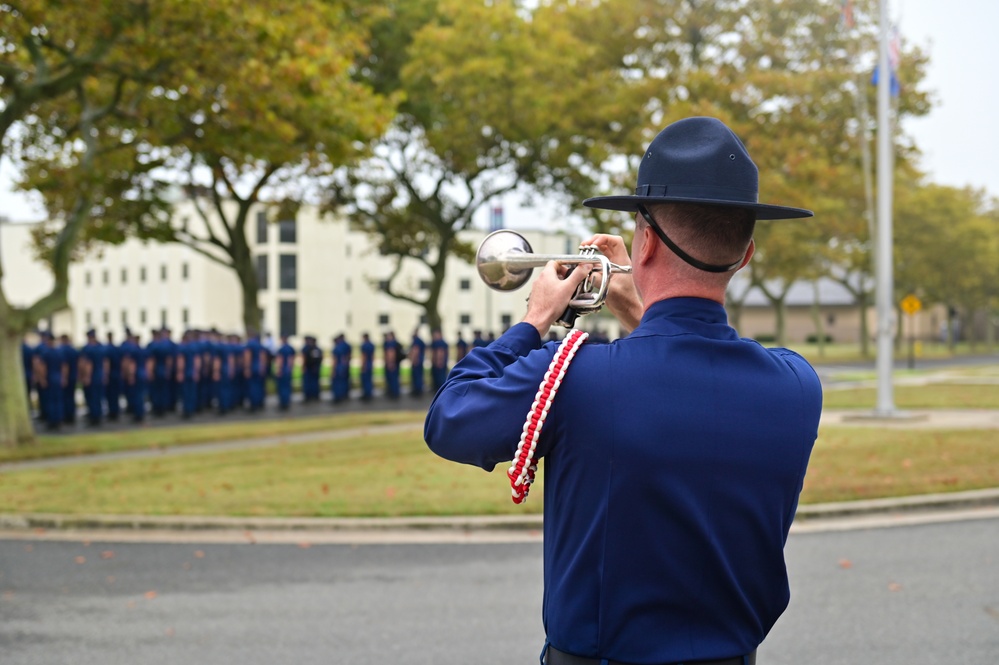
<box><xmin>901</xmin><ymin>294</ymin><xmax>922</xmax><ymax>315</ymax></box>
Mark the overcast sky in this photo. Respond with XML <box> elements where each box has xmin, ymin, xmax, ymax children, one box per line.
<box><xmin>1</xmin><ymin>0</ymin><xmax>995</xmax><ymax>222</ymax></box>
<box><xmin>899</xmin><ymin>0</ymin><xmax>999</xmax><ymax>196</ymax></box>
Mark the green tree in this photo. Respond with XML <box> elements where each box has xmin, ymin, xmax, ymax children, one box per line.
<box><xmin>579</xmin><ymin>0</ymin><xmax>931</xmax><ymax>346</ymax></box>
<box><xmin>23</xmin><ymin>0</ymin><xmax>396</xmax><ymax>333</ymax></box>
<box><xmin>895</xmin><ymin>181</ymin><xmax>999</xmax><ymax>349</ymax></box>
<box><xmin>0</xmin><ymin>0</ymin><xmax>172</xmax><ymax>447</ymax></box>
<box><xmin>332</xmin><ymin>0</ymin><xmax>648</xmax><ymax>331</ymax></box>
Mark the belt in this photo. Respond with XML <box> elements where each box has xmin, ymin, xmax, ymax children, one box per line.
<box><xmin>545</xmin><ymin>646</ymin><xmax>757</xmax><ymax>665</ymax></box>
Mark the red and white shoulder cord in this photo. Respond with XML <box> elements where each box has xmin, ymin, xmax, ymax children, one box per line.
<box><xmin>507</xmin><ymin>329</ymin><xmax>589</xmax><ymax>504</ymax></box>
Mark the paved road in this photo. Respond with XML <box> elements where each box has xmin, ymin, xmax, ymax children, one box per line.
<box><xmin>2</xmin><ymin>514</ymin><xmax>997</xmax><ymax>664</ymax></box>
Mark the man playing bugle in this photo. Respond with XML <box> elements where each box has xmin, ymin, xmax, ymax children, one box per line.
<box><xmin>425</xmin><ymin>117</ymin><xmax>822</xmax><ymax>665</ymax></box>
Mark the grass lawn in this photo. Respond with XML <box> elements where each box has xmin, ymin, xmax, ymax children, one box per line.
<box><xmin>2</xmin><ymin>367</ymin><xmax>997</xmax><ymax>517</ymax></box>
<box><xmin>0</xmin><ymin>427</ymin><xmax>529</xmax><ymax>518</ymax></box>
<box><xmin>823</xmin><ymin>383</ymin><xmax>999</xmax><ymax>409</ymax></box>
<box><xmin>2</xmin><ymin>423</ymin><xmax>998</xmax><ymax>517</ymax></box>
<box><xmin>801</xmin><ymin>427</ymin><xmax>999</xmax><ymax>503</ymax></box>
<box><xmin>0</xmin><ymin>411</ymin><xmax>426</xmax><ymax>464</ymax></box>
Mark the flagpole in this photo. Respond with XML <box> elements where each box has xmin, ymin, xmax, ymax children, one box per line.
<box><xmin>874</xmin><ymin>0</ymin><xmax>896</xmax><ymax>415</ymax></box>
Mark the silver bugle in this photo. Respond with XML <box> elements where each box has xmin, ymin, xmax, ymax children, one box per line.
<box><xmin>475</xmin><ymin>229</ymin><xmax>632</xmax><ymax>318</ymax></box>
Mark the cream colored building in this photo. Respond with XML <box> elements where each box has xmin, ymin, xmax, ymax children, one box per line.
<box><xmin>1</xmin><ymin>203</ymin><xmax>590</xmax><ymax>345</ymax></box>
<box><xmin>4</xmin><ymin>205</ymin><xmax>946</xmax><ymax>347</ymax></box>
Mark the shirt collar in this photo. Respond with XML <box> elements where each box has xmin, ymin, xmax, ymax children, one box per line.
<box><xmin>635</xmin><ymin>297</ymin><xmax>733</xmax><ymax>335</ymax></box>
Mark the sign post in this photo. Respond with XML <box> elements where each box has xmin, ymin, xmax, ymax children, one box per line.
<box><xmin>901</xmin><ymin>294</ymin><xmax>922</xmax><ymax>369</ymax></box>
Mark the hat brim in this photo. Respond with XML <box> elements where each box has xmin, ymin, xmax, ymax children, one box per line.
<box><xmin>583</xmin><ymin>195</ymin><xmax>813</xmax><ymax>221</ymax></box>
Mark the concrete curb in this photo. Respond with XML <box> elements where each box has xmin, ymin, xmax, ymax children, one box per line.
<box><xmin>0</xmin><ymin>512</ymin><xmax>545</xmax><ymax>533</ymax></box>
<box><xmin>3</xmin><ymin>488</ymin><xmax>999</xmax><ymax>534</ymax></box>
<box><xmin>792</xmin><ymin>487</ymin><xmax>999</xmax><ymax>521</ymax></box>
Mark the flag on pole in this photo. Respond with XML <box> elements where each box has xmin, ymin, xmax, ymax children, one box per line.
<box><xmin>840</xmin><ymin>0</ymin><xmax>855</xmax><ymax>28</ymax></box>
<box><xmin>871</xmin><ymin>23</ymin><xmax>901</xmax><ymax>96</ymax></box>
<box><xmin>490</xmin><ymin>205</ymin><xmax>504</xmax><ymax>231</ymax></box>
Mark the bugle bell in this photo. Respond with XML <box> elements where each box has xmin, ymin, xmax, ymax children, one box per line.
<box><xmin>475</xmin><ymin>229</ymin><xmax>632</xmax><ymax>327</ymax></box>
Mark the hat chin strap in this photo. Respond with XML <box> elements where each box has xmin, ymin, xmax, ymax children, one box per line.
<box><xmin>638</xmin><ymin>205</ymin><xmax>742</xmax><ymax>273</ymax></box>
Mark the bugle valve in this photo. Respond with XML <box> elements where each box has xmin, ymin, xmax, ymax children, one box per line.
<box><xmin>475</xmin><ymin>229</ymin><xmax>632</xmax><ymax>328</ymax></box>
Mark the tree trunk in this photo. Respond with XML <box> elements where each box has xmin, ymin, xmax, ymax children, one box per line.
<box><xmin>775</xmin><ymin>298</ymin><xmax>787</xmax><ymax>347</ymax></box>
<box><xmin>810</xmin><ymin>281</ymin><xmax>826</xmax><ymax>357</ymax></box>
<box><xmin>0</xmin><ymin>325</ymin><xmax>36</xmax><ymax>448</ymax></box>
<box><xmin>857</xmin><ymin>289</ymin><xmax>871</xmax><ymax>357</ymax></box>
<box><xmin>237</xmin><ymin>260</ymin><xmax>262</xmax><ymax>334</ymax></box>
<box><xmin>230</xmin><ymin>228</ymin><xmax>261</xmax><ymax>334</ymax></box>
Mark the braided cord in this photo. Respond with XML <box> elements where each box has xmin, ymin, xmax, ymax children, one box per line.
<box><xmin>508</xmin><ymin>329</ymin><xmax>589</xmax><ymax>504</ymax></box>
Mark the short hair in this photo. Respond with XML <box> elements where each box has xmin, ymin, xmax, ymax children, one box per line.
<box><xmin>647</xmin><ymin>203</ymin><xmax>755</xmax><ymax>264</ymax></box>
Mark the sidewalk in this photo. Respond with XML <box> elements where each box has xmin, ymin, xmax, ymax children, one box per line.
<box><xmin>820</xmin><ymin>408</ymin><xmax>999</xmax><ymax>429</ymax></box>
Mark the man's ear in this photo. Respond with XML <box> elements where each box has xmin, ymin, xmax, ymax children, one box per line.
<box><xmin>737</xmin><ymin>239</ymin><xmax>755</xmax><ymax>270</ymax></box>
<box><xmin>637</xmin><ymin>222</ymin><xmax>658</xmax><ymax>265</ymax></box>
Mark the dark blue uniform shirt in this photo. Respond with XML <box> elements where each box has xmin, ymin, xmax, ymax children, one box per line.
<box><xmin>425</xmin><ymin>297</ymin><xmax>822</xmax><ymax>664</ymax></box>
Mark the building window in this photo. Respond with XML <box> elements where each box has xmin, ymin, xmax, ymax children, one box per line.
<box><xmin>140</xmin><ymin>310</ymin><xmax>147</xmax><ymax>325</ymax></box>
<box><xmin>181</xmin><ymin>263</ymin><xmax>189</xmax><ymax>280</ymax></box>
<box><xmin>85</xmin><ymin>311</ymin><xmax>92</xmax><ymax>326</ymax></box>
<box><xmin>121</xmin><ymin>268</ymin><xmax>127</xmax><ymax>284</ymax></box>
<box><xmin>256</xmin><ymin>255</ymin><xmax>269</xmax><ymax>290</ymax></box>
<box><xmin>102</xmin><ymin>310</ymin><xmax>109</xmax><ymax>324</ymax></box>
<box><xmin>460</xmin><ymin>313</ymin><xmax>471</xmax><ymax>325</ymax></box>
<box><xmin>85</xmin><ymin>271</ymin><xmax>91</xmax><ymax>286</ymax></box>
<box><xmin>102</xmin><ymin>270</ymin><xmax>109</xmax><ymax>285</ymax></box>
<box><xmin>182</xmin><ymin>308</ymin><xmax>189</xmax><ymax>325</ymax></box>
<box><xmin>346</xmin><ymin>244</ymin><xmax>352</xmax><ymax>257</ymax></box>
<box><xmin>345</xmin><ymin>278</ymin><xmax>351</xmax><ymax>292</ymax></box>
<box><xmin>121</xmin><ymin>311</ymin><xmax>128</xmax><ymax>325</ymax></box>
<box><xmin>378</xmin><ymin>280</ymin><xmax>390</xmax><ymax>292</ymax></box>
<box><xmin>279</xmin><ymin>254</ymin><xmax>297</xmax><ymax>290</ymax></box>
<box><xmin>140</xmin><ymin>266</ymin><xmax>147</xmax><ymax>283</ymax></box>
<box><xmin>161</xmin><ymin>265</ymin><xmax>167</xmax><ymax>281</ymax></box>
<box><xmin>256</xmin><ymin>211</ymin><xmax>268</xmax><ymax>244</ymax></box>
<box><xmin>419</xmin><ymin>314</ymin><xmax>428</xmax><ymax>325</ymax></box>
<box><xmin>279</xmin><ymin>300</ymin><xmax>298</xmax><ymax>338</ymax></box>
<box><xmin>160</xmin><ymin>309</ymin><xmax>167</xmax><ymax>327</ymax></box>
<box><xmin>459</xmin><ymin>279</ymin><xmax>471</xmax><ymax>291</ymax></box>
<box><xmin>278</xmin><ymin>219</ymin><xmax>297</xmax><ymax>243</ymax></box>
<box><xmin>501</xmin><ymin>313</ymin><xmax>513</xmax><ymax>330</ymax></box>
<box><xmin>419</xmin><ymin>280</ymin><xmax>431</xmax><ymax>290</ymax></box>
<box><xmin>378</xmin><ymin>313</ymin><xmax>390</xmax><ymax>326</ymax></box>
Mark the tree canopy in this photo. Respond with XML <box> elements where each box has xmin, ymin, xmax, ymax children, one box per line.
<box><xmin>19</xmin><ymin>0</ymin><xmax>397</xmax><ymax>331</ymax></box>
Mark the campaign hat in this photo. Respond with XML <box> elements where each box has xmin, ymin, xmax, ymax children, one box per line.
<box><xmin>583</xmin><ymin>117</ymin><xmax>813</xmax><ymax>220</ymax></box>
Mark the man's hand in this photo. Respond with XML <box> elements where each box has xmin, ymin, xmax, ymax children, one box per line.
<box><xmin>522</xmin><ymin>261</ymin><xmax>593</xmax><ymax>337</ymax></box>
<box><xmin>582</xmin><ymin>233</ymin><xmax>644</xmax><ymax>332</ymax></box>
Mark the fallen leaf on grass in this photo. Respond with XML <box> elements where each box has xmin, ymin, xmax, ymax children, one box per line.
<box><xmin>838</xmin><ymin>559</ymin><xmax>853</xmax><ymax>569</ymax></box>
<box><xmin>74</xmin><ymin>556</ymin><xmax>86</xmax><ymax>565</ymax></box>
<box><xmin>144</xmin><ymin>590</ymin><xmax>158</xmax><ymax>600</ymax></box>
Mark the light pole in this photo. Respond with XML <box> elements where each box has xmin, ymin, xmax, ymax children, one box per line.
<box><xmin>874</xmin><ymin>0</ymin><xmax>896</xmax><ymax>416</ymax></box>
